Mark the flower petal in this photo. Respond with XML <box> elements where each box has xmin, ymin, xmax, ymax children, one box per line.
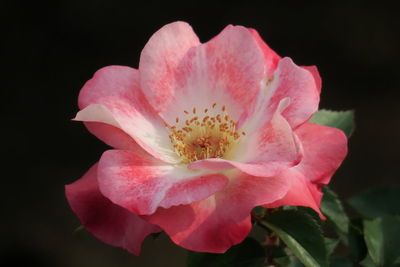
<box><xmin>65</xmin><ymin>164</ymin><xmax>160</xmax><ymax>255</ymax></box>
<box><xmin>75</xmin><ymin>65</ymin><xmax>180</xmax><ymax>163</ymax></box>
<box><xmin>294</xmin><ymin>122</ymin><xmax>348</xmax><ymax>184</ymax></box>
<box><xmin>248</xmin><ymin>28</ymin><xmax>281</xmax><ymax>76</ymax></box>
<box><xmin>97</xmin><ymin>150</ymin><xmax>228</xmax><ymax>215</ymax></box>
<box><xmin>265</xmin><ymin>122</ymin><xmax>347</xmax><ymax>218</ymax></box>
<box><xmin>140</xmin><ymin>23</ymin><xmax>267</xmax><ymax>124</ymax></box>
<box><xmin>302</xmin><ymin>65</ymin><xmax>322</xmax><ymax>94</ymax></box>
<box><xmin>145</xmin><ymin>170</ymin><xmax>290</xmax><ymax>253</ymax></box>
<box><xmin>189</xmin><ymin>99</ymin><xmax>302</xmax><ymax>177</ymax></box>
<box><xmin>139</xmin><ymin>21</ymin><xmax>200</xmax><ymax>119</ymax></box>
<box><xmin>83</xmin><ymin>122</ymin><xmax>145</xmax><ymax>152</ymax></box>
<box><xmin>266</xmin><ymin>57</ymin><xmax>320</xmax><ymax>129</ymax></box>
<box><xmin>264</xmin><ymin>169</ymin><xmax>325</xmax><ymax>218</ymax></box>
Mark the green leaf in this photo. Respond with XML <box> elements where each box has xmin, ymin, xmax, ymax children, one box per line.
<box><xmin>274</xmin><ymin>255</ymin><xmax>304</xmax><ymax>267</ymax></box>
<box><xmin>345</xmin><ymin>219</ymin><xmax>368</xmax><ymax>261</ymax></box>
<box><xmin>321</xmin><ymin>187</ymin><xmax>350</xmax><ymax>234</ymax></box>
<box><xmin>187</xmin><ymin>237</ymin><xmax>265</xmax><ymax>267</ymax></box>
<box><xmin>309</xmin><ymin>109</ymin><xmax>355</xmax><ymax>137</ymax></box>
<box><xmin>260</xmin><ymin>210</ymin><xmax>328</xmax><ymax>267</ymax></box>
<box><xmin>329</xmin><ymin>258</ymin><xmax>353</xmax><ymax>267</ymax></box>
<box><xmin>320</xmin><ymin>187</ymin><xmax>367</xmax><ymax>260</ymax></box>
<box><xmin>360</xmin><ymin>254</ymin><xmax>377</xmax><ymax>267</ymax></box>
<box><xmin>324</xmin><ymin>238</ymin><xmax>339</xmax><ymax>256</ymax></box>
<box><xmin>363</xmin><ymin>216</ymin><xmax>400</xmax><ymax>267</ymax></box>
<box><xmin>348</xmin><ymin>187</ymin><xmax>400</xmax><ymax>218</ymax></box>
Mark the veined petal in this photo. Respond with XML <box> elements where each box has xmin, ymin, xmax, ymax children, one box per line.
<box><xmin>145</xmin><ymin>170</ymin><xmax>290</xmax><ymax>253</ymax></box>
<box><xmin>189</xmin><ymin>99</ymin><xmax>302</xmax><ymax>177</ymax></box>
<box><xmin>97</xmin><ymin>150</ymin><xmax>228</xmax><ymax>215</ymax></box>
<box><xmin>140</xmin><ymin>23</ymin><xmax>266</xmax><ymax>125</ymax></box>
<box><xmin>76</xmin><ymin>65</ymin><xmax>180</xmax><ymax>163</ymax></box>
<box><xmin>65</xmin><ymin>164</ymin><xmax>160</xmax><ymax>255</ymax></box>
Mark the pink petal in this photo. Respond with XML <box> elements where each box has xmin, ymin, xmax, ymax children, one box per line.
<box><xmin>248</xmin><ymin>28</ymin><xmax>281</xmax><ymax>76</ymax></box>
<box><xmin>65</xmin><ymin>164</ymin><xmax>160</xmax><ymax>255</ymax></box>
<box><xmin>97</xmin><ymin>150</ymin><xmax>228</xmax><ymax>215</ymax></box>
<box><xmin>75</xmin><ymin>65</ymin><xmax>179</xmax><ymax>163</ymax></box>
<box><xmin>264</xmin><ymin>169</ymin><xmax>325</xmax><ymax>218</ymax></box>
<box><xmin>302</xmin><ymin>65</ymin><xmax>322</xmax><ymax>94</ymax></box>
<box><xmin>139</xmin><ymin>21</ymin><xmax>200</xmax><ymax>117</ymax></box>
<box><xmin>267</xmin><ymin>57</ymin><xmax>320</xmax><ymax>129</ymax></box>
<box><xmin>84</xmin><ymin>122</ymin><xmax>145</xmax><ymax>152</ymax></box>
<box><xmin>140</xmin><ymin>22</ymin><xmax>267</xmax><ymax>125</ymax></box>
<box><xmin>145</xmin><ymin>171</ymin><xmax>290</xmax><ymax>253</ymax></box>
<box><xmin>265</xmin><ymin>122</ymin><xmax>347</xmax><ymax>218</ymax></box>
<box><xmin>295</xmin><ymin>122</ymin><xmax>348</xmax><ymax>184</ymax></box>
<box><xmin>189</xmin><ymin>99</ymin><xmax>302</xmax><ymax>177</ymax></box>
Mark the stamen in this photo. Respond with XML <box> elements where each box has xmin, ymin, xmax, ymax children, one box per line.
<box><xmin>166</xmin><ymin>103</ymin><xmax>243</xmax><ymax>163</ymax></box>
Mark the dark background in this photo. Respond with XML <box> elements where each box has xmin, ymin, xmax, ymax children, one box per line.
<box><xmin>3</xmin><ymin>0</ymin><xmax>399</xmax><ymax>266</ymax></box>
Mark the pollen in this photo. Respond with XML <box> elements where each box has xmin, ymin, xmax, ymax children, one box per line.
<box><xmin>166</xmin><ymin>104</ymin><xmax>244</xmax><ymax>163</ymax></box>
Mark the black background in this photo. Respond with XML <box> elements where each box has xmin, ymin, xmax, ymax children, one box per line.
<box><xmin>3</xmin><ymin>1</ymin><xmax>399</xmax><ymax>266</ymax></box>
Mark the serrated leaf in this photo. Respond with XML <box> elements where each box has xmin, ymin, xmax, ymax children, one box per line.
<box><xmin>260</xmin><ymin>210</ymin><xmax>328</xmax><ymax>267</ymax></box>
<box><xmin>321</xmin><ymin>187</ymin><xmax>350</xmax><ymax>234</ymax></box>
<box><xmin>309</xmin><ymin>109</ymin><xmax>355</xmax><ymax>137</ymax></box>
<box><xmin>187</xmin><ymin>237</ymin><xmax>265</xmax><ymax>267</ymax></box>
<box><xmin>348</xmin><ymin>187</ymin><xmax>400</xmax><ymax>218</ymax></box>
<box><xmin>363</xmin><ymin>216</ymin><xmax>400</xmax><ymax>267</ymax></box>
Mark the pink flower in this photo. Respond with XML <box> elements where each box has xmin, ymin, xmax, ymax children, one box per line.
<box><xmin>65</xmin><ymin>21</ymin><xmax>347</xmax><ymax>254</ymax></box>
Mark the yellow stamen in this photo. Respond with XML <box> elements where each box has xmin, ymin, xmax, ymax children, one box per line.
<box><xmin>166</xmin><ymin>103</ymin><xmax>243</xmax><ymax>163</ymax></box>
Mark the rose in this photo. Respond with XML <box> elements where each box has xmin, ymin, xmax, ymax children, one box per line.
<box><xmin>65</xmin><ymin>21</ymin><xmax>347</xmax><ymax>255</ymax></box>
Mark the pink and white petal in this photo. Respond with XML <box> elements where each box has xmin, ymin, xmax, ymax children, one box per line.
<box><xmin>139</xmin><ymin>21</ymin><xmax>200</xmax><ymax>117</ymax></box>
<box><xmin>140</xmin><ymin>23</ymin><xmax>267</xmax><ymax>124</ymax></box>
<box><xmin>84</xmin><ymin>122</ymin><xmax>145</xmax><ymax>152</ymax></box>
<box><xmin>264</xmin><ymin>169</ymin><xmax>324</xmax><ymax>218</ymax></box>
<box><xmin>248</xmin><ymin>28</ymin><xmax>281</xmax><ymax>76</ymax></box>
<box><xmin>145</xmin><ymin>170</ymin><xmax>290</xmax><ymax>253</ymax></box>
<box><xmin>97</xmin><ymin>149</ymin><xmax>228</xmax><ymax>215</ymax></box>
<box><xmin>190</xmin><ymin>99</ymin><xmax>302</xmax><ymax>177</ymax></box>
<box><xmin>265</xmin><ymin>57</ymin><xmax>320</xmax><ymax>129</ymax></box>
<box><xmin>76</xmin><ymin>65</ymin><xmax>179</xmax><ymax>163</ymax></box>
<box><xmin>294</xmin><ymin>122</ymin><xmax>348</xmax><ymax>184</ymax></box>
<box><xmin>301</xmin><ymin>65</ymin><xmax>322</xmax><ymax>94</ymax></box>
<box><xmin>65</xmin><ymin>164</ymin><xmax>161</xmax><ymax>255</ymax></box>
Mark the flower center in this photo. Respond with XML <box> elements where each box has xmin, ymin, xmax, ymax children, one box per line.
<box><xmin>165</xmin><ymin>103</ymin><xmax>245</xmax><ymax>163</ymax></box>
